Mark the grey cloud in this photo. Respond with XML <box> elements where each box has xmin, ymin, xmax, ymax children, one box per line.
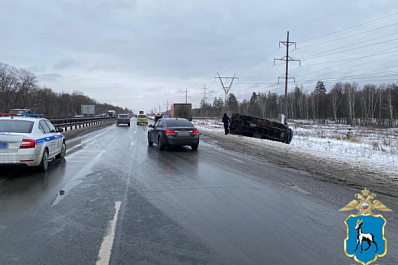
<box><xmin>37</xmin><ymin>73</ymin><xmax>64</xmax><ymax>82</ymax></box>
<box><xmin>53</xmin><ymin>59</ymin><xmax>79</xmax><ymax>70</ymax></box>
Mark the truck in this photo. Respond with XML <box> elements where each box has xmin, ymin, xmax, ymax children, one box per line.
<box><xmin>9</xmin><ymin>108</ymin><xmax>43</xmax><ymax>117</ymax></box>
<box><xmin>107</xmin><ymin>110</ymin><xmax>116</xmax><ymax>116</ymax></box>
<box><xmin>10</xmin><ymin>108</ymin><xmax>31</xmax><ymax>115</ymax></box>
<box><xmin>229</xmin><ymin>113</ymin><xmax>293</xmax><ymax>144</ymax></box>
<box><xmin>170</xmin><ymin>103</ymin><xmax>192</xmax><ymax>121</ymax></box>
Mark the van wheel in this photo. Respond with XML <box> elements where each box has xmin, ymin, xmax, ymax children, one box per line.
<box><xmin>284</xmin><ymin>128</ymin><xmax>293</xmax><ymax>144</ymax></box>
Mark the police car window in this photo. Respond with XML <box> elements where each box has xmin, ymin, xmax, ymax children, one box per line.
<box><xmin>39</xmin><ymin>120</ymin><xmax>51</xmax><ymax>134</ymax></box>
<box><xmin>44</xmin><ymin>120</ymin><xmax>56</xmax><ymax>133</ymax></box>
<box><xmin>39</xmin><ymin>123</ymin><xmax>46</xmax><ymax>134</ymax></box>
<box><xmin>0</xmin><ymin>120</ymin><xmax>34</xmax><ymax>133</ymax></box>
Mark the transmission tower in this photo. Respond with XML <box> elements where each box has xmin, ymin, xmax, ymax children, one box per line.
<box><xmin>274</xmin><ymin>31</ymin><xmax>301</xmax><ymax>120</ymax></box>
<box><xmin>215</xmin><ymin>73</ymin><xmax>239</xmax><ymax>114</ymax></box>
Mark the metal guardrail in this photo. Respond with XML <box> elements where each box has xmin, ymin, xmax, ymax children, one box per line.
<box><xmin>50</xmin><ymin>116</ymin><xmax>116</xmax><ymax>132</ymax></box>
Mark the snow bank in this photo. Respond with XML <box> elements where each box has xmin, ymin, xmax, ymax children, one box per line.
<box><xmin>193</xmin><ymin>119</ymin><xmax>398</xmax><ymax>178</ymax></box>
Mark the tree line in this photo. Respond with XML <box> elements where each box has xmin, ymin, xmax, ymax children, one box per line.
<box><xmin>194</xmin><ymin>80</ymin><xmax>398</xmax><ymax>127</ymax></box>
<box><xmin>0</xmin><ymin>63</ymin><xmax>131</xmax><ymax>117</ymax></box>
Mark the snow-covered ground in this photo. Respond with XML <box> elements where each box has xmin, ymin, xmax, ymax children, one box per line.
<box><xmin>193</xmin><ymin>119</ymin><xmax>398</xmax><ymax>178</ymax></box>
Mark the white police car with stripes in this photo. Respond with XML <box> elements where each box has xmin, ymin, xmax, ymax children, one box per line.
<box><xmin>0</xmin><ymin>115</ymin><xmax>66</xmax><ymax>171</ymax></box>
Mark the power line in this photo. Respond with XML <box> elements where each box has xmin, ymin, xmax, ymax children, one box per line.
<box><xmin>296</xmin><ymin>11</ymin><xmax>398</xmax><ymax>43</ymax></box>
<box><xmin>291</xmin><ymin>0</ymin><xmax>362</xmax><ymax>32</ymax></box>
<box><xmin>296</xmin><ymin>22</ymin><xmax>398</xmax><ymax>50</ymax></box>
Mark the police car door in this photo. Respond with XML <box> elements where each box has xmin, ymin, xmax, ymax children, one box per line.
<box><xmin>44</xmin><ymin>120</ymin><xmax>61</xmax><ymax>156</ymax></box>
<box><xmin>39</xmin><ymin>120</ymin><xmax>56</xmax><ymax>158</ymax></box>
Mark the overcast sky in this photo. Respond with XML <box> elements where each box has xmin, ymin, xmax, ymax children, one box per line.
<box><xmin>1</xmin><ymin>0</ymin><xmax>397</xmax><ymax>113</ymax></box>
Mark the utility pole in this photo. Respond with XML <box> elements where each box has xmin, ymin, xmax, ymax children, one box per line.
<box><xmin>274</xmin><ymin>31</ymin><xmax>300</xmax><ymax>121</ymax></box>
<box><xmin>185</xmin><ymin>88</ymin><xmax>189</xmax><ymax>103</ymax></box>
<box><xmin>215</xmin><ymin>73</ymin><xmax>239</xmax><ymax>114</ymax></box>
<box><xmin>165</xmin><ymin>100</ymin><xmax>170</xmax><ymax>112</ymax></box>
<box><xmin>202</xmin><ymin>84</ymin><xmax>208</xmax><ymax>117</ymax></box>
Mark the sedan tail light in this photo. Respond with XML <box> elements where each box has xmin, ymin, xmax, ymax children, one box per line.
<box><xmin>191</xmin><ymin>129</ymin><xmax>200</xmax><ymax>135</ymax></box>
<box><xmin>165</xmin><ymin>129</ymin><xmax>176</xmax><ymax>136</ymax></box>
<box><xmin>20</xmin><ymin>139</ymin><xmax>36</xmax><ymax>149</ymax></box>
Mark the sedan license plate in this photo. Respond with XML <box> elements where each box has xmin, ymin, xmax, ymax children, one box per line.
<box><xmin>0</xmin><ymin>141</ymin><xmax>8</xmax><ymax>149</ymax></box>
<box><xmin>177</xmin><ymin>131</ymin><xmax>191</xmax><ymax>137</ymax></box>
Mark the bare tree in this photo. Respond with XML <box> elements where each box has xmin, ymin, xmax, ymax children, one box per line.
<box><xmin>385</xmin><ymin>85</ymin><xmax>395</xmax><ymax>126</ymax></box>
<box><xmin>0</xmin><ymin>64</ymin><xmax>19</xmax><ymax>112</ymax></box>
<box><xmin>16</xmin><ymin>69</ymin><xmax>38</xmax><ymax>109</ymax></box>
<box><xmin>330</xmin><ymin>82</ymin><xmax>343</xmax><ymax>121</ymax></box>
<box><xmin>344</xmin><ymin>82</ymin><xmax>358</xmax><ymax>125</ymax></box>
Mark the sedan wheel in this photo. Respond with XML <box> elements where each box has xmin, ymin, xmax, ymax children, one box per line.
<box><xmin>38</xmin><ymin>150</ymin><xmax>49</xmax><ymax>172</ymax></box>
<box><xmin>148</xmin><ymin>133</ymin><xmax>153</xmax><ymax>146</ymax></box>
<box><xmin>158</xmin><ymin>136</ymin><xmax>165</xmax><ymax>150</ymax></box>
<box><xmin>191</xmin><ymin>144</ymin><xmax>198</xmax><ymax>151</ymax></box>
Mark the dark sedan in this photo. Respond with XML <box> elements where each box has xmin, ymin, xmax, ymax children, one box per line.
<box><xmin>148</xmin><ymin>118</ymin><xmax>199</xmax><ymax>150</ymax></box>
<box><xmin>117</xmin><ymin>113</ymin><xmax>130</xmax><ymax>126</ymax></box>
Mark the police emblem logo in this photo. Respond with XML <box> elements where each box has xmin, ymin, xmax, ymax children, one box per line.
<box><xmin>340</xmin><ymin>188</ymin><xmax>391</xmax><ymax>265</ymax></box>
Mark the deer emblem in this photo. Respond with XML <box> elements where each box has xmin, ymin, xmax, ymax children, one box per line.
<box><xmin>354</xmin><ymin>219</ymin><xmax>378</xmax><ymax>253</ymax></box>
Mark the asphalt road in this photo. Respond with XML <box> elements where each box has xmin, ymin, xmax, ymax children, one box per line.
<box><xmin>1</xmin><ymin>118</ymin><xmax>397</xmax><ymax>265</ymax></box>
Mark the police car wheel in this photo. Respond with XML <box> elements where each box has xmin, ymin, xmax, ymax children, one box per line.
<box><xmin>38</xmin><ymin>150</ymin><xmax>49</xmax><ymax>172</ymax></box>
<box><xmin>56</xmin><ymin>142</ymin><xmax>66</xmax><ymax>159</ymax></box>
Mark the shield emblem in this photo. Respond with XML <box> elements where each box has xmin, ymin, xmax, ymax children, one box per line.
<box><xmin>344</xmin><ymin>214</ymin><xmax>387</xmax><ymax>265</ymax></box>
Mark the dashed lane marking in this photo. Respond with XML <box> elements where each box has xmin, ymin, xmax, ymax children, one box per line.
<box><xmin>96</xmin><ymin>201</ymin><xmax>121</xmax><ymax>265</ymax></box>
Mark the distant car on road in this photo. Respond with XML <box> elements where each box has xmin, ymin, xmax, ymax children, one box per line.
<box><xmin>0</xmin><ymin>115</ymin><xmax>66</xmax><ymax>171</ymax></box>
<box><xmin>148</xmin><ymin>118</ymin><xmax>199</xmax><ymax>150</ymax></box>
<box><xmin>117</xmin><ymin>113</ymin><xmax>130</xmax><ymax>126</ymax></box>
<box><xmin>137</xmin><ymin>114</ymin><xmax>148</xmax><ymax>125</ymax></box>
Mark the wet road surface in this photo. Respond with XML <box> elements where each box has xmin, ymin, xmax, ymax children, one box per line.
<box><xmin>1</xmin><ymin>119</ymin><xmax>397</xmax><ymax>264</ymax></box>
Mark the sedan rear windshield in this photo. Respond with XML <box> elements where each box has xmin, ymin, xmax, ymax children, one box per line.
<box><xmin>0</xmin><ymin>120</ymin><xmax>34</xmax><ymax>133</ymax></box>
<box><xmin>165</xmin><ymin>120</ymin><xmax>194</xmax><ymax>127</ymax></box>
<box><xmin>118</xmin><ymin>114</ymin><xmax>128</xmax><ymax>118</ymax></box>
<box><xmin>138</xmin><ymin>115</ymin><xmax>147</xmax><ymax>118</ymax></box>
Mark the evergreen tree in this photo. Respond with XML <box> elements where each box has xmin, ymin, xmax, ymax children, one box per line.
<box><xmin>227</xmin><ymin>93</ymin><xmax>238</xmax><ymax>113</ymax></box>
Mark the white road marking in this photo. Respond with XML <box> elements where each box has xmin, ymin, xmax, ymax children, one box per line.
<box><xmin>66</xmin><ymin>129</ymin><xmax>112</xmax><ymax>153</ymax></box>
<box><xmin>96</xmin><ymin>201</ymin><xmax>121</xmax><ymax>265</ymax></box>
<box><xmin>232</xmin><ymin>157</ymin><xmax>243</xmax><ymax>163</ymax></box>
<box><xmin>130</xmin><ymin>141</ymin><xmax>134</xmax><ymax>150</ymax></box>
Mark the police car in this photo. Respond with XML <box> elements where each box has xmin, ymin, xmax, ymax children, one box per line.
<box><xmin>0</xmin><ymin>114</ymin><xmax>66</xmax><ymax>171</ymax></box>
